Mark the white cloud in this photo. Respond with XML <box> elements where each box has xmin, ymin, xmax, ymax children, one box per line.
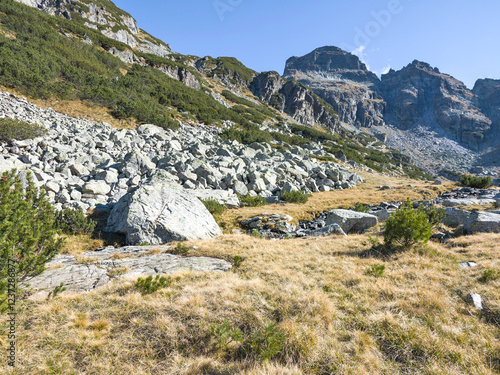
<box><xmin>351</xmin><ymin>45</ymin><xmax>371</xmax><ymax>71</ymax></box>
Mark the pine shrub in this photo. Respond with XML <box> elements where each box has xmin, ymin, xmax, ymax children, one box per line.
<box><xmin>280</xmin><ymin>190</ymin><xmax>311</xmax><ymax>204</ymax></box>
<box><xmin>200</xmin><ymin>198</ymin><xmax>227</xmax><ymax>217</ymax></box>
<box><xmin>55</xmin><ymin>207</ymin><xmax>96</xmax><ymax>235</ymax></box>
<box><xmin>0</xmin><ymin>170</ymin><xmax>64</xmax><ymax>310</ymax></box>
<box><xmin>460</xmin><ymin>174</ymin><xmax>493</xmax><ymax>189</ymax></box>
<box><xmin>134</xmin><ymin>275</ymin><xmax>172</xmax><ymax>294</ymax></box>
<box><xmin>0</xmin><ymin>118</ymin><xmax>46</xmax><ymax>142</ymax></box>
<box><xmin>383</xmin><ymin>198</ymin><xmax>442</xmax><ymax>251</ymax></box>
<box><xmin>238</xmin><ymin>194</ymin><xmax>268</xmax><ymax>207</ymax></box>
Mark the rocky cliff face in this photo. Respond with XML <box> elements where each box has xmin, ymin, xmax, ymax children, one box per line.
<box><xmin>251</xmin><ymin>71</ymin><xmax>338</xmax><ymax>130</ymax></box>
<box><xmin>473</xmin><ymin>79</ymin><xmax>500</xmax><ymax>136</ymax></box>
<box><xmin>283</xmin><ymin>46</ymin><xmax>385</xmax><ymax>128</ymax></box>
<box><xmin>283</xmin><ymin>46</ymin><xmax>500</xmax><ymax>173</ymax></box>
<box><xmin>380</xmin><ymin>61</ymin><xmax>492</xmax><ymax>151</ymax></box>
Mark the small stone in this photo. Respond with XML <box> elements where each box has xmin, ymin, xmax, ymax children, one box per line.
<box><xmin>458</xmin><ymin>262</ymin><xmax>477</xmax><ymax>269</ymax></box>
<box><xmin>466</xmin><ymin>293</ymin><xmax>483</xmax><ymax>310</ymax></box>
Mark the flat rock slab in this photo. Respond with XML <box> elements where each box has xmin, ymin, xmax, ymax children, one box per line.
<box><xmin>25</xmin><ymin>245</ymin><xmax>232</xmax><ymax>293</ymax></box>
<box><xmin>443</xmin><ymin>198</ymin><xmax>496</xmax><ymax>207</ymax></box>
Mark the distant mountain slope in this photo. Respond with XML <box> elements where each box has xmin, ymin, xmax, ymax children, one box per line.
<box><xmin>284</xmin><ymin>46</ymin><xmax>500</xmax><ymax>175</ymax></box>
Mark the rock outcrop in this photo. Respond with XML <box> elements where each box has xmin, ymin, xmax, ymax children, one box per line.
<box><xmin>380</xmin><ymin>61</ymin><xmax>492</xmax><ymax>151</ymax></box>
<box><xmin>251</xmin><ymin>71</ymin><xmax>338</xmax><ymax>130</ymax></box>
<box><xmin>105</xmin><ymin>171</ymin><xmax>223</xmax><ymax>245</ymax></box>
<box><xmin>25</xmin><ymin>245</ymin><xmax>232</xmax><ymax>293</ymax></box>
<box><xmin>14</xmin><ymin>0</ymin><xmax>172</xmax><ymax>56</ymax></box>
<box><xmin>283</xmin><ymin>46</ymin><xmax>385</xmax><ymax>128</ymax></box>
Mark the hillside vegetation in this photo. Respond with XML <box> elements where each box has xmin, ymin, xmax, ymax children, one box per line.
<box><xmin>0</xmin><ymin>0</ymin><xmax>432</xmax><ymax>180</ymax></box>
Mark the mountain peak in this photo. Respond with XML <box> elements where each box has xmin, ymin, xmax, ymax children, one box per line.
<box><xmin>283</xmin><ymin>46</ymin><xmax>379</xmax><ymax>85</ymax></box>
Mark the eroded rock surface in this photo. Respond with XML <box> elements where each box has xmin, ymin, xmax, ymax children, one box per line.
<box><xmin>26</xmin><ymin>245</ymin><xmax>232</xmax><ymax>293</ymax></box>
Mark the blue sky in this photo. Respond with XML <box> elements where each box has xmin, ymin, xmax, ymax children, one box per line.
<box><xmin>114</xmin><ymin>0</ymin><xmax>499</xmax><ymax>88</ymax></box>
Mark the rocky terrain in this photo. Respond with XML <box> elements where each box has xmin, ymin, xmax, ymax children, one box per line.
<box><xmin>0</xmin><ymin>90</ymin><xmax>364</xmax><ymax>244</ymax></box>
<box><xmin>25</xmin><ymin>244</ymin><xmax>232</xmax><ymax>294</ymax></box>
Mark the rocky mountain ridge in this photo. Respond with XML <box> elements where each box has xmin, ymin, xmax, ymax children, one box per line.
<box><xmin>284</xmin><ymin>46</ymin><xmax>500</xmax><ymax>175</ymax></box>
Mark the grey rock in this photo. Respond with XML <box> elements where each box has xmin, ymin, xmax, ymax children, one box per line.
<box><xmin>309</xmin><ymin>223</ymin><xmax>346</xmax><ymax>237</ymax></box>
<box><xmin>465</xmin><ymin>211</ymin><xmax>500</xmax><ymax>234</ymax></box>
<box><xmin>106</xmin><ymin>171</ymin><xmax>222</xmax><ymax>245</ymax></box>
<box><xmin>443</xmin><ymin>198</ymin><xmax>496</xmax><ymax>207</ymax></box>
<box><xmin>83</xmin><ymin>180</ymin><xmax>111</xmax><ymax>196</ymax></box>
<box><xmin>96</xmin><ymin>169</ymin><xmax>119</xmax><ymax>184</ymax></box>
<box><xmin>25</xmin><ymin>245</ymin><xmax>231</xmax><ymax>293</ymax></box>
<box><xmin>466</xmin><ymin>293</ymin><xmax>483</xmax><ymax>310</ymax></box>
<box><xmin>325</xmin><ymin>209</ymin><xmax>378</xmax><ymax>234</ymax></box>
<box><xmin>443</xmin><ymin>208</ymin><xmax>472</xmax><ymax>227</ymax></box>
<box><xmin>458</xmin><ymin>262</ymin><xmax>478</xmax><ymax>269</ymax></box>
<box><xmin>369</xmin><ymin>208</ymin><xmax>393</xmax><ymax>222</ymax></box>
<box><xmin>232</xmin><ymin>180</ymin><xmax>248</xmax><ymax>196</ymax></box>
<box><xmin>70</xmin><ymin>163</ymin><xmax>90</xmax><ymax>177</ymax></box>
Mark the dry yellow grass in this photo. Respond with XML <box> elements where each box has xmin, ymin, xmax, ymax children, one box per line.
<box><xmin>60</xmin><ymin>234</ymin><xmax>104</xmax><ymax>256</ymax></box>
<box><xmin>1</xmin><ymin>231</ymin><xmax>499</xmax><ymax>374</ymax></box>
<box><xmin>0</xmin><ymin>86</ymin><xmax>138</xmax><ymax>129</ymax></box>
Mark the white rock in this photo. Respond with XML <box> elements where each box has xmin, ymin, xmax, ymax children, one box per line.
<box><xmin>105</xmin><ymin>171</ymin><xmax>222</xmax><ymax>245</ymax></box>
<box><xmin>83</xmin><ymin>180</ymin><xmax>111</xmax><ymax>196</ymax></box>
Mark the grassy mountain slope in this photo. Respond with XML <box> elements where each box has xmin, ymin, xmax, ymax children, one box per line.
<box><xmin>1</xmin><ymin>173</ymin><xmax>499</xmax><ymax>374</ymax></box>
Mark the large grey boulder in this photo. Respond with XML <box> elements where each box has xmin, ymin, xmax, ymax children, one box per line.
<box><xmin>465</xmin><ymin>211</ymin><xmax>500</xmax><ymax>234</ymax></box>
<box><xmin>325</xmin><ymin>209</ymin><xmax>378</xmax><ymax>234</ymax></box>
<box><xmin>105</xmin><ymin>171</ymin><xmax>222</xmax><ymax>244</ymax></box>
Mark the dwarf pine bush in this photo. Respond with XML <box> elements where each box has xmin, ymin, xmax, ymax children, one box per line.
<box><xmin>383</xmin><ymin>198</ymin><xmax>443</xmax><ymax>251</ymax></box>
<box><xmin>0</xmin><ymin>170</ymin><xmax>64</xmax><ymax>310</ymax></box>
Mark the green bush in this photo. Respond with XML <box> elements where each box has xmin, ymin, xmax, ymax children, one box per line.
<box><xmin>354</xmin><ymin>202</ymin><xmax>370</xmax><ymax>213</ymax></box>
<box><xmin>134</xmin><ymin>275</ymin><xmax>172</xmax><ymax>294</ymax></box>
<box><xmin>383</xmin><ymin>198</ymin><xmax>440</xmax><ymax>250</ymax></box>
<box><xmin>233</xmin><ymin>255</ymin><xmax>243</xmax><ymax>268</ymax></box>
<box><xmin>238</xmin><ymin>194</ymin><xmax>268</xmax><ymax>207</ymax></box>
<box><xmin>210</xmin><ymin>319</ymin><xmax>243</xmax><ymax>353</ymax></box>
<box><xmin>0</xmin><ymin>170</ymin><xmax>64</xmax><ymax>310</ymax></box>
<box><xmin>0</xmin><ymin>118</ymin><xmax>46</xmax><ymax>142</ymax></box>
<box><xmin>280</xmin><ymin>190</ymin><xmax>311</xmax><ymax>204</ymax></box>
<box><xmin>55</xmin><ymin>207</ymin><xmax>96</xmax><ymax>235</ymax></box>
<box><xmin>460</xmin><ymin>174</ymin><xmax>493</xmax><ymax>189</ymax></box>
<box><xmin>170</xmin><ymin>242</ymin><xmax>189</xmax><ymax>256</ymax></box>
<box><xmin>200</xmin><ymin>198</ymin><xmax>227</xmax><ymax>217</ymax></box>
<box><xmin>480</xmin><ymin>269</ymin><xmax>500</xmax><ymax>283</ymax></box>
<box><xmin>246</xmin><ymin>322</ymin><xmax>286</xmax><ymax>362</ymax></box>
